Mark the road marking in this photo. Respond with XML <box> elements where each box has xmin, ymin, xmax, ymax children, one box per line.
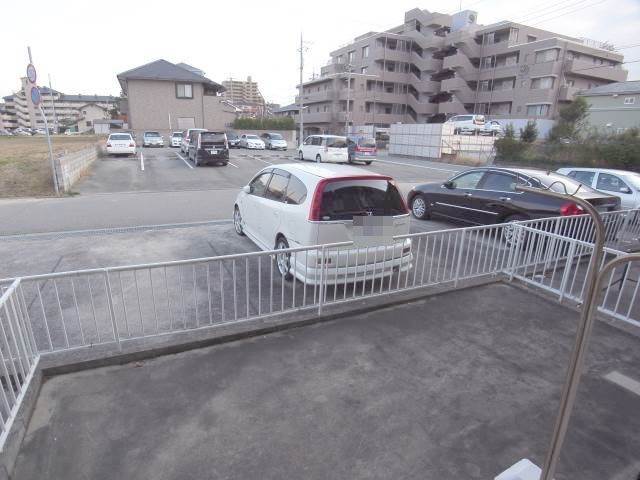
<box><xmin>249</xmin><ymin>154</ymin><xmax>272</xmax><ymax>165</ymax></box>
<box><xmin>176</xmin><ymin>152</ymin><xmax>193</xmax><ymax>169</ymax></box>
<box><xmin>227</xmin><ymin>161</ymin><xmax>239</xmax><ymax>168</ymax></box>
<box><xmin>140</xmin><ymin>152</ymin><xmax>145</xmax><ymax>171</ymax></box>
<box><xmin>374</xmin><ymin>158</ymin><xmax>460</xmax><ymax>173</ymax></box>
<box><xmin>604</xmin><ymin>371</ymin><xmax>640</xmax><ymax>396</ymax></box>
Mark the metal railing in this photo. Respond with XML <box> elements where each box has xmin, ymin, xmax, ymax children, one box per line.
<box><xmin>0</xmin><ymin>279</ymin><xmax>40</xmax><ymax>450</ymax></box>
<box><xmin>2</xmin><ymin>209</ymin><xmax>639</xmax><ymax>359</ymax></box>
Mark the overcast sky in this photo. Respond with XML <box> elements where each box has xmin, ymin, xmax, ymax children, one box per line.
<box><xmin>2</xmin><ymin>0</ymin><xmax>638</xmax><ymax>105</ymax></box>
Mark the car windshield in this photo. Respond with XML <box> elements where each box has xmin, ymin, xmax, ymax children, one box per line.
<box><xmin>172</xmin><ymin>132</ymin><xmax>183</xmax><ymax>138</ymax></box>
<box><xmin>319</xmin><ymin>179</ymin><xmax>406</xmax><ymax>220</ymax></box>
<box><xmin>226</xmin><ymin>132</ymin><xmax>238</xmax><ymax>139</ymax></box>
<box><xmin>246</xmin><ymin>135</ymin><xmax>260</xmax><ymax>140</ymax></box>
<box><xmin>145</xmin><ymin>132</ymin><xmax>160</xmax><ymax>137</ymax></box>
<box><xmin>109</xmin><ymin>134</ymin><xmax>131</xmax><ymax>141</ymax></box>
<box><xmin>622</xmin><ymin>173</ymin><xmax>640</xmax><ymax>189</ymax></box>
<box><xmin>201</xmin><ymin>132</ymin><xmax>226</xmax><ymax>142</ymax></box>
<box><xmin>326</xmin><ymin>137</ymin><xmax>347</xmax><ymax>148</ymax></box>
<box><xmin>358</xmin><ymin>137</ymin><xmax>376</xmax><ymax>148</ymax></box>
<box><xmin>269</xmin><ymin>133</ymin><xmax>283</xmax><ymax>140</ymax></box>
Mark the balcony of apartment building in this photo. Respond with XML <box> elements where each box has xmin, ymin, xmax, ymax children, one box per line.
<box><xmin>437</xmin><ymin>96</ymin><xmax>470</xmax><ymax>116</ymax></box>
<box><xmin>446</xmin><ymin>30</ymin><xmax>481</xmax><ymax>59</ymax></box>
<box><xmin>442</xmin><ymin>53</ymin><xmax>478</xmax><ymax>76</ymax></box>
<box><xmin>440</xmin><ymin>76</ymin><xmax>476</xmax><ymax>104</ymax></box>
<box><xmin>406</xmin><ymin>94</ymin><xmax>438</xmax><ymax>115</ymax></box>
<box><xmin>300</xmin><ymin>111</ymin><xmax>335</xmax><ymax>124</ymax></box>
<box><xmin>403</xmin><ymin>28</ymin><xmax>446</xmax><ymax>53</ymax></box>
<box><xmin>296</xmin><ymin>89</ymin><xmax>337</xmax><ymax>105</ymax></box>
<box><xmin>474</xmin><ymin>26</ymin><xmax>520</xmax><ymax>56</ymax></box>
<box><xmin>564</xmin><ymin>58</ymin><xmax>627</xmax><ymax>82</ymax></box>
<box><xmin>370</xmin><ymin>38</ymin><xmax>411</xmax><ymax>63</ymax></box>
<box><xmin>473</xmin><ymin>77</ymin><xmax>517</xmax><ymax>104</ymax></box>
<box><xmin>374</xmin><ymin>61</ymin><xmax>410</xmax><ymax>84</ymax></box>
<box><xmin>476</xmin><ymin>101</ymin><xmax>513</xmax><ymax>117</ymax></box>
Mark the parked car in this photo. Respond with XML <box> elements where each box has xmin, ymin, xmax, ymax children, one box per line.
<box><xmin>298</xmin><ymin>135</ymin><xmax>348</xmax><ymax>163</ymax></box>
<box><xmin>261</xmin><ymin>132</ymin><xmax>288</xmax><ymax>150</ymax></box>
<box><xmin>180</xmin><ymin>128</ymin><xmax>206</xmax><ymax>153</ymax></box>
<box><xmin>481</xmin><ymin>120</ymin><xmax>503</xmax><ymax>136</ymax></box>
<box><xmin>408</xmin><ymin>167</ymin><xmax>620</xmax><ymax>230</ymax></box>
<box><xmin>16</xmin><ymin>129</ymin><xmax>33</xmax><ymax>136</ymax></box>
<box><xmin>557</xmin><ymin>167</ymin><xmax>640</xmax><ymax>210</ymax></box>
<box><xmin>233</xmin><ymin>163</ymin><xmax>412</xmax><ymax>285</ymax></box>
<box><xmin>170</xmin><ymin>131</ymin><xmax>183</xmax><ymax>147</ymax></box>
<box><xmin>239</xmin><ymin>134</ymin><xmax>266</xmax><ymax>149</ymax></box>
<box><xmin>106</xmin><ymin>132</ymin><xmax>136</xmax><ymax>156</ymax></box>
<box><xmin>347</xmin><ymin>135</ymin><xmax>376</xmax><ymax>165</ymax></box>
<box><xmin>445</xmin><ymin>114</ymin><xmax>486</xmax><ymax>135</ymax></box>
<box><xmin>142</xmin><ymin>131</ymin><xmax>164</xmax><ymax>147</ymax></box>
<box><xmin>33</xmin><ymin>128</ymin><xmax>48</xmax><ymax>135</ymax></box>
<box><xmin>226</xmin><ymin>131</ymin><xmax>241</xmax><ymax>148</ymax></box>
<box><xmin>0</xmin><ymin>129</ymin><xmax>12</xmax><ymax>136</ymax></box>
<box><xmin>187</xmin><ymin>130</ymin><xmax>229</xmax><ymax>166</ymax></box>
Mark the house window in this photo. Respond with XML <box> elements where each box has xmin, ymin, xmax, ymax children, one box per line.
<box><xmin>337</xmin><ymin>55</ymin><xmax>344</xmax><ymax>64</ymax></box>
<box><xmin>530</xmin><ymin>77</ymin><xmax>555</xmax><ymax>89</ymax></box>
<box><xmin>481</xmin><ymin>56</ymin><xmax>494</xmax><ymax>69</ymax></box>
<box><xmin>624</xmin><ymin>97</ymin><xmax>636</xmax><ymax>105</ymax></box>
<box><xmin>526</xmin><ymin>104</ymin><xmax>550</xmax><ymax>116</ymax></box>
<box><xmin>82</xmin><ymin>110</ymin><xmax>87</xmax><ymax>115</ymax></box>
<box><xmin>361</xmin><ymin>66</ymin><xmax>368</xmax><ymax>74</ymax></box>
<box><xmin>362</xmin><ymin>45</ymin><xmax>369</xmax><ymax>58</ymax></box>
<box><xmin>535</xmin><ymin>49</ymin><xmax>558</xmax><ymax>63</ymax></box>
<box><xmin>85</xmin><ymin>121</ymin><xmax>92</xmax><ymax>127</ymax></box>
<box><xmin>527</xmin><ymin>35</ymin><xmax>537</xmax><ymax>43</ymax></box>
<box><xmin>566</xmin><ymin>80</ymin><xmax>575</xmax><ymax>87</ymax></box>
<box><xmin>347</xmin><ymin>51</ymin><xmax>355</xmax><ymax>63</ymax></box>
<box><xmin>176</xmin><ymin>83</ymin><xmax>193</xmax><ymax>99</ymax></box>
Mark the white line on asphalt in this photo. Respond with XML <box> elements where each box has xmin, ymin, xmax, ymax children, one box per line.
<box><xmin>227</xmin><ymin>161</ymin><xmax>239</xmax><ymax>168</ymax></box>
<box><xmin>176</xmin><ymin>152</ymin><xmax>193</xmax><ymax>169</ymax></box>
<box><xmin>374</xmin><ymin>158</ymin><xmax>460</xmax><ymax>173</ymax></box>
<box><xmin>604</xmin><ymin>371</ymin><xmax>640</xmax><ymax>396</ymax></box>
<box><xmin>140</xmin><ymin>152</ymin><xmax>145</xmax><ymax>171</ymax></box>
<box><xmin>249</xmin><ymin>155</ymin><xmax>273</xmax><ymax>165</ymax></box>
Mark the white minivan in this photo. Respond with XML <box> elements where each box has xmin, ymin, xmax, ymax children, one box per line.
<box><xmin>234</xmin><ymin>163</ymin><xmax>412</xmax><ymax>285</ymax></box>
<box><xmin>298</xmin><ymin>135</ymin><xmax>349</xmax><ymax>163</ymax></box>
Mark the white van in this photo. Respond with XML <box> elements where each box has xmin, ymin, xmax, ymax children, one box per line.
<box><xmin>445</xmin><ymin>114</ymin><xmax>486</xmax><ymax>135</ymax></box>
<box><xmin>234</xmin><ymin>163</ymin><xmax>412</xmax><ymax>285</ymax></box>
<box><xmin>298</xmin><ymin>135</ymin><xmax>349</xmax><ymax>163</ymax></box>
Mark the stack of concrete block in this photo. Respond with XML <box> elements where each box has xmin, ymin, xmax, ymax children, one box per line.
<box><xmin>55</xmin><ymin>145</ymin><xmax>99</xmax><ymax>192</ymax></box>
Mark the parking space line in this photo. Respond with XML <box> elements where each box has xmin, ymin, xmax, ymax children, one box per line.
<box><xmin>374</xmin><ymin>158</ymin><xmax>460</xmax><ymax>173</ymax></box>
<box><xmin>176</xmin><ymin>152</ymin><xmax>193</xmax><ymax>169</ymax></box>
<box><xmin>604</xmin><ymin>371</ymin><xmax>640</xmax><ymax>396</ymax></box>
<box><xmin>248</xmin><ymin>154</ymin><xmax>272</xmax><ymax>165</ymax></box>
<box><xmin>140</xmin><ymin>152</ymin><xmax>145</xmax><ymax>171</ymax></box>
<box><xmin>227</xmin><ymin>161</ymin><xmax>239</xmax><ymax>168</ymax></box>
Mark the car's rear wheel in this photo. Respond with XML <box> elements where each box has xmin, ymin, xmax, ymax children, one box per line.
<box><xmin>365</xmin><ymin>160</ymin><xmax>372</xmax><ymax>165</ymax></box>
<box><xmin>411</xmin><ymin>194</ymin><xmax>430</xmax><ymax>220</ymax></box>
<box><xmin>298</xmin><ymin>151</ymin><xmax>304</xmax><ymax>161</ymax></box>
<box><xmin>316</xmin><ymin>154</ymin><xmax>322</xmax><ymax>163</ymax></box>
<box><xmin>502</xmin><ymin>214</ymin><xmax>528</xmax><ymax>247</ymax></box>
<box><xmin>275</xmin><ymin>236</ymin><xmax>293</xmax><ymax>281</ymax></box>
<box><xmin>233</xmin><ymin>206</ymin><xmax>244</xmax><ymax>236</ymax></box>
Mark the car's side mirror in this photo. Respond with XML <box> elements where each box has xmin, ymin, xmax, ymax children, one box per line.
<box><xmin>620</xmin><ymin>186</ymin><xmax>632</xmax><ymax>194</ymax></box>
<box><xmin>243</xmin><ymin>185</ymin><xmax>251</xmax><ymax>194</ymax></box>
<box><xmin>443</xmin><ymin>180</ymin><xmax>455</xmax><ymax>189</ymax></box>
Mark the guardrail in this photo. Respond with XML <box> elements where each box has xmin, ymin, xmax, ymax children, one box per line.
<box><xmin>0</xmin><ymin>280</ymin><xmax>40</xmax><ymax>450</ymax></box>
<box><xmin>2</xmin><ymin>210</ymin><xmax>639</xmax><ymax>359</ymax></box>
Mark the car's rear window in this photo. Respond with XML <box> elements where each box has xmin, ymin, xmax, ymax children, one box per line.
<box><xmin>145</xmin><ymin>132</ymin><xmax>160</xmax><ymax>137</ymax></box>
<box><xmin>358</xmin><ymin>137</ymin><xmax>376</xmax><ymax>148</ymax></box>
<box><xmin>269</xmin><ymin>133</ymin><xmax>284</xmax><ymax>140</ymax></box>
<box><xmin>109</xmin><ymin>134</ymin><xmax>132</xmax><ymax>141</ymax></box>
<box><xmin>457</xmin><ymin>115</ymin><xmax>473</xmax><ymax>121</ymax></box>
<box><xmin>246</xmin><ymin>135</ymin><xmax>260</xmax><ymax>139</ymax></box>
<box><xmin>319</xmin><ymin>179</ymin><xmax>406</xmax><ymax>220</ymax></box>
<box><xmin>326</xmin><ymin>137</ymin><xmax>347</xmax><ymax>148</ymax></box>
<box><xmin>172</xmin><ymin>132</ymin><xmax>183</xmax><ymax>137</ymax></box>
<box><xmin>201</xmin><ymin>133</ymin><xmax>226</xmax><ymax>143</ymax></box>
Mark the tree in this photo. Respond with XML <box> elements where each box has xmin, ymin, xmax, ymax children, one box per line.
<box><xmin>504</xmin><ymin>123</ymin><xmax>515</xmax><ymax>139</ymax></box>
<box><xmin>232</xmin><ymin>116</ymin><xmax>295</xmax><ymax>130</ymax></box>
<box><xmin>549</xmin><ymin>97</ymin><xmax>589</xmax><ymax>142</ymax></box>
<box><xmin>520</xmin><ymin>121</ymin><xmax>538</xmax><ymax>143</ymax></box>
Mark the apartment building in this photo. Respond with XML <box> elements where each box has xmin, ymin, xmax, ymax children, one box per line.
<box><xmin>221</xmin><ymin>76</ymin><xmax>265</xmax><ymax>106</ymax></box>
<box><xmin>298</xmin><ymin>8</ymin><xmax>627</xmax><ymax>135</ymax></box>
<box><xmin>2</xmin><ymin>77</ymin><xmax>116</xmax><ymax>132</ymax></box>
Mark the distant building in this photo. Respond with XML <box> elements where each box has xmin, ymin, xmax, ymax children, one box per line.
<box><xmin>1</xmin><ymin>78</ymin><xmax>116</xmax><ymax>132</ymax></box>
<box><xmin>577</xmin><ymin>81</ymin><xmax>640</xmax><ymax>133</ymax></box>
<box><xmin>273</xmin><ymin>104</ymin><xmax>300</xmax><ymax>118</ymax></box>
<box><xmin>222</xmin><ymin>76</ymin><xmax>265</xmax><ymax>107</ymax></box>
<box><xmin>299</xmin><ymin>7</ymin><xmax>627</xmax><ymax>135</ymax></box>
<box><xmin>117</xmin><ymin>59</ymin><xmax>237</xmax><ymax>135</ymax></box>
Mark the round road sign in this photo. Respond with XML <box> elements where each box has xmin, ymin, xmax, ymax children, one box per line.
<box><xmin>30</xmin><ymin>86</ymin><xmax>41</xmax><ymax>106</ymax></box>
<box><xmin>26</xmin><ymin>64</ymin><xmax>37</xmax><ymax>84</ymax></box>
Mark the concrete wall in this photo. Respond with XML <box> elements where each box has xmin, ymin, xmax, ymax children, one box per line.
<box><xmin>55</xmin><ymin>145</ymin><xmax>99</xmax><ymax>192</ymax></box>
<box><xmin>492</xmin><ymin>118</ymin><xmax>555</xmax><ymax>139</ymax></box>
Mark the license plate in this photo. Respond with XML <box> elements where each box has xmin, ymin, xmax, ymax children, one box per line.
<box><xmin>210</xmin><ymin>149</ymin><xmax>218</xmax><ymax>154</ymax></box>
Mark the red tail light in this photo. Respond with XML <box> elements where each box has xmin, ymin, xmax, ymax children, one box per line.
<box><xmin>560</xmin><ymin>202</ymin><xmax>585</xmax><ymax>216</ymax></box>
<box><xmin>309</xmin><ymin>179</ymin><xmax>329</xmax><ymax>221</ymax></box>
<box><xmin>129</xmin><ymin>143</ymin><xmax>135</xmax><ymax>147</ymax></box>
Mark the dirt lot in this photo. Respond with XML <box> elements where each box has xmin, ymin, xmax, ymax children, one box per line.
<box><xmin>0</xmin><ymin>135</ymin><xmax>102</xmax><ymax>197</ymax></box>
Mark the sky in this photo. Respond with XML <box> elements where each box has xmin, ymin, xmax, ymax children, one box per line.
<box><xmin>2</xmin><ymin>0</ymin><xmax>639</xmax><ymax>106</ymax></box>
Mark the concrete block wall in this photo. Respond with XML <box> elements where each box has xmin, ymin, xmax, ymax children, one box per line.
<box><xmin>55</xmin><ymin>145</ymin><xmax>99</xmax><ymax>192</ymax></box>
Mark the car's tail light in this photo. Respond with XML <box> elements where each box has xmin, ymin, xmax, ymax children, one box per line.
<box><xmin>309</xmin><ymin>178</ymin><xmax>330</xmax><ymax>221</ymax></box>
<box><xmin>106</xmin><ymin>142</ymin><xmax>112</xmax><ymax>147</ymax></box>
<box><xmin>129</xmin><ymin>143</ymin><xmax>135</xmax><ymax>147</ymax></box>
<box><xmin>560</xmin><ymin>202</ymin><xmax>585</xmax><ymax>216</ymax></box>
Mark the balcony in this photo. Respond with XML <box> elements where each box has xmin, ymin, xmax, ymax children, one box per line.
<box><xmin>475</xmin><ymin>88</ymin><xmax>516</xmax><ymax>104</ymax></box>
<box><xmin>438</xmin><ymin>97</ymin><xmax>469</xmax><ymax>116</ymax></box>
<box><xmin>440</xmin><ymin>77</ymin><xmax>475</xmax><ymax>103</ymax></box>
<box><xmin>370</xmin><ymin>46</ymin><xmax>410</xmax><ymax>63</ymax></box>
<box><xmin>297</xmin><ymin>90</ymin><xmax>337</xmax><ymax>104</ymax></box>
<box><xmin>558</xmin><ymin>85</ymin><xmax>581</xmax><ymax>101</ymax></box>
<box><xmin>410</xmin><ymin>51</ymin><xmax>442</xmax><ymax>73</ymax></box>
<box><xmin>375</xmin><ymin>69</ymin><xmax>410</xmax><ymax>84</ymax></box>
<box><xmin>442</xmin><ymin>53</ymin><xmax>477</xmax><ymax>75</ymax></box>
<box><xmin>406</xmin><ymin>95</ymin><xmax>438</xmax><ymax>115</ymax></box>
<box><xmin>564</xmin><ymin>59</ymin><xmax>627</xmax><ymax>82</ymax></box>
<box><xmin>299</xmin><ymin>112</ymin><xmax>334</xmax><ymax>124</ymax></box>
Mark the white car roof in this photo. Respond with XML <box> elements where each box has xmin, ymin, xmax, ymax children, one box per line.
<box><xmin>275</xmin><ymin>163</ymin><xmax>387</xmax><ymax>179</ymax></box>
<box><xmin>558</xmin><ymin>167</ymin><xmax>640</xmax><ymax>177</ymax></box>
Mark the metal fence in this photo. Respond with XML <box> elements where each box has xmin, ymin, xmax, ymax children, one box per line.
<box><xmin>0</xmin><ymin>279</ymin><xmax>40</xmax><ymax>450</ymax></box>
<box><xmin>2</xmin><ymin>209</ymin><xmax>639</xmax><ymax>360</ymax></box>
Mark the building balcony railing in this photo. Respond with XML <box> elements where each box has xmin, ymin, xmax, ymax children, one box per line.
<box><xmin>438</xmin><ymin>97</ymin><xmax>469</xmax><ymax>116</ymax></box>
<box><xmin>564</xmin><ymin>59</ymin><xmax>627</xmax><ymax>82</ymax></box>
<box><xmin>440</xmin><ymin>77</ymin><xmax>475</xmax><ymax>103</ymax></box>
<box><xmin>296</xmin><ymin>90</ymin><xmax>337</xmax><ymax>104</ymax></box>
<box><xmin>442</xmin><ymin>53</ymin><xmax>477</xmax><ymax>75</ymax></box>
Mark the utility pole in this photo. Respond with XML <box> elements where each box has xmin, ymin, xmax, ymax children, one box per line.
<box><xmin>344</xmin><ymin>65</ymin><xmax>353</xmax><ymax>136</ymax></box>
<box><xmin>298</xmin><ymin>33</ymin><xmax>304</xmax><ymax>148</ymax></box>
<box><xmin>48</xmin><ymin>74</ymin><xmax>58</xmax><ymax>134</ymax></box>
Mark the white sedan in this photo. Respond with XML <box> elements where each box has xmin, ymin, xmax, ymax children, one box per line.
<box><xmin>239</xmin><ymin>134</ymin><xmax>265</xmax><ymax>149</ymax></box>
<box><xmin>557</xmin><ymin>167</ymin><xmax>640</xmax><ymax>210</ymax></box>
<box><xmin>106</xmin><ymin>133</ymin><xmax>136</xmax><ymax>156</ymax></box>
<box><xmin>233</xmin><ymin>163</ymin><xmax>412</xmax><ymax>285</ymax></box>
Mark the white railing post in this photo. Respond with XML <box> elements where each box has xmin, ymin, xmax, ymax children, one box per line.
<box><xmin>317</xmin><ymin>246</ymin><xmax>326</xmax><ymax>316</ymax></box>
<box><xmin>104</xmin><ymin>271</ymin><xmax>121</xmax><ymax>351</ymax></box>
<box><xmin>558</xmin><ymin>241</ymin><xmax>578</xmax><ymax>302</ymax></box>
<box><xmin>454</xmin><ymin>230</ymin><xmax>466</xmax><ymax>288</ymax></box>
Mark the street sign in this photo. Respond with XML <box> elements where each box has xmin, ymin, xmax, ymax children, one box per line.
<box><xmin>30</xmin><ymin>86</ymin><xmax>41</xmax><ymax>106</ymax></box>
<box><xmin>26</xmin><ymin>63</ymin><xmax>37</xmax><ymax>84</ymax></box>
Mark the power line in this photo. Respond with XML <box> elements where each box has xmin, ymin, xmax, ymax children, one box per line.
<box><xmin>529</xmin><ymin>0</ymin><xmax>609</xmax><ymax>26</ymax></box>
<box><xmin>513</xmin><ymin>0</ymin><xmax>591</xmax><ymax>23</ymax></box>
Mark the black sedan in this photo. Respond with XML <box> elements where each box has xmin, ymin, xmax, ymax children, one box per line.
<box><xmin>407</xmin><ymin>167</ymin><xmax>620</xmax><ymax>226</ymax></box>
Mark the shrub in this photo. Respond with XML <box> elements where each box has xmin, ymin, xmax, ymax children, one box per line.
<box><xmin>495</xmin><ymin>137</ymin><xmax>528</xmax><ymax>161</ymax></box>
<box><xmin>520</xmin><ymin>121</ymin><xmax>538</xmax><ymax>143</ymax></box>
<box><xmin>548</xmin><ymin>97</ymin><xmax>589</xmax><ymax>143</ymax></box>
<box><xmin>504</xmin><ymin>123</ymin><xmax>515</xmax><ymax>139</ymax></box>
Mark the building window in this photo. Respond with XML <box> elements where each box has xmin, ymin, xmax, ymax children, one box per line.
<box><xmin>362</xmin><ymin>45</ymin><xmax>369</xmax><ymax>58</ymax></box>
<box><xmin>361</xmin><ymin>66</ymin><xmax>368</xmax><ymax>74</ymax></box>
<box><xmin>530</xmin><ymin>77</ymin><xmax>555</xmax><ymax>89</ymax></box>
<box><xmin>527</xmin><ymin>35</ymin><xmax>537</xmax><ymax>43</ymax></box>
<box><xmin>337</xmin><ymin>55</ymin><xmax>344</xmax><ymax>64</ymax></box>
<box><xmin>624</xmin><ymin>97</ymin><xmax>636</xmax><ymax>105</ymax></box>
<box><xmin>82</xmin><ymin>110</ymin><xmax>87</xmax><ymax>114</ymax></box>
<box><xmin>535</xmin><ymin>49</ymin><xmax>559</xmax><ymax>63</ymax></box>
<box><xmin>176</xmin><ymin>83</ymin><xmax>193</xmax><ymax>99</ymax></box>
<box><xmin>481</xmin><ymin>56</ymin><xmax>494</xmax><ymax>69</ymax></box>
<box><xmin>86</xmin><ymin>121</ymin><xmax>92</xmax><ymax>127</ymax></box>
<box><xmin>526</xmin><ymin>104</ymin><xmax>550</xmax><ymax>116</ymax></box>
<box><xmin>566</xmin><ymin>79</ymin><xmax>575</xmax><ymax>87</ymax></box>
<box><xmin>347</xmin><ymin>51</ymin><xmax>355</xmax><ymax>63</ymax></box>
